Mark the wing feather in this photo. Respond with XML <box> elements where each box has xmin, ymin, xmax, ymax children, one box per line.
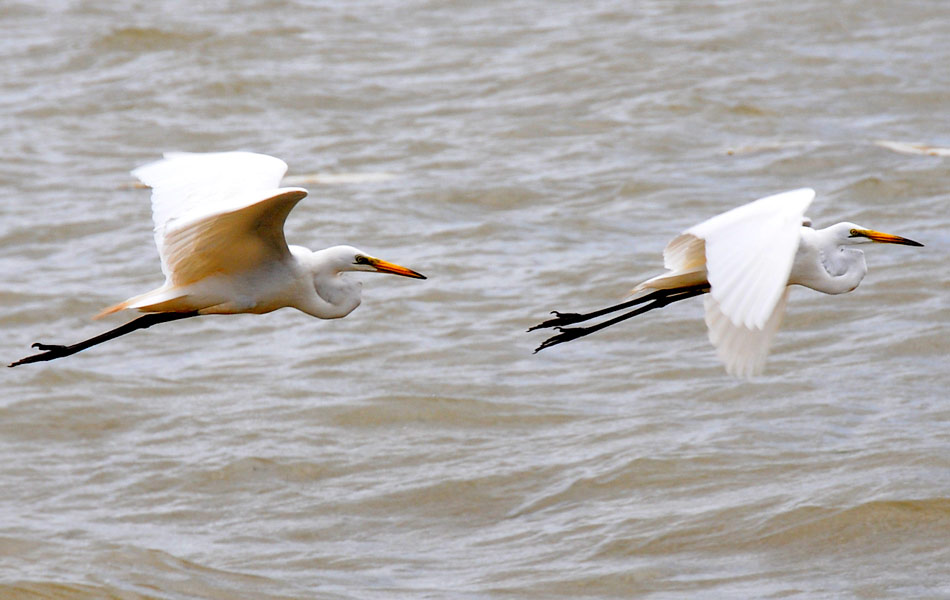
<box><xmin>132</xmin><ymin>151</ymin><xmax>295</xmax><ymax>279</ymax></box>
<box><xmin>159</xmin><ymin>188</ymin><xmax>307</xmax><ymax>286</ymax></box>
<box><xmin>704</xmin><ymin>288</ymin><xmax>790</xmax><ymax>378</ymax></box>
<box><xmin>630</xmin><ymin>233</ymin><xmax>706</xmax><ymax>295</ymax></box>
<box><xmin>662</xmin><ymin>232</ymin><xmax>706</xmax><ymax>272</ymax></box>
<box><xmin>688</xmin><ymin>188</ymin><xmax>814</xmax><ymax>329</ymax></box>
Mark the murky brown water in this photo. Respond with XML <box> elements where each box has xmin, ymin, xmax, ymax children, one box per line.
<box><xmin>2</xmin><ymin>1</ymin><xmax>949</xmax><ymax>598</ymax></box>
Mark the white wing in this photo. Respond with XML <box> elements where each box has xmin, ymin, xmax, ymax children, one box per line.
<box><xmin>689</xmin><ymin>188</ymin><xmax>814</xmax><ymax>330</ymax></box>
<box><xmin>704</xmin><ymin>288</ymin><xmax>790</xmax><ymax>377</ymax></box>
<box><xmin>132</xmin><ymin>152</ymin><xmax>308</xmax><ymax>285</ymax></box>
<box><xmin>630</xmin><ymin>189</ymin><xmax>812</xmax><ymax>377</ymax></box>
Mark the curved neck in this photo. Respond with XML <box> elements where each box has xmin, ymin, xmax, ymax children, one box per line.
<box><xmin>790</xmin><ymin>228</ymin><xmax>868</xmax><ymax>294</ymax></box>
<box><xmin>291</xmin><ymin>246</ymin><xmax>362</xmax><ymax>319</ymax></box>
<box><xmin>821</xmin><ymin>248</ymin><xmax>868</xmax><ymax>294</ymax></box>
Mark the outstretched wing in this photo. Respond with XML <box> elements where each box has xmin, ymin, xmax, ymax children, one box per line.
<box><xmin>132</xmin><ymin>152</ymin><xmax>308</xmax><ymax>285</ymax></box>
<box><xmin>689</xmin><ymin>188</ymin><xmax>814</xmax><ymax>330</ymax></box>
<box><xmin>685</xmin><ymin>188</ymin><xmax>814</xmax><ymax>377</ymax></box>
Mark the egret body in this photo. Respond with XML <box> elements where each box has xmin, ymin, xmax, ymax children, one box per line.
<box><xmin>530</xmin><ymin>189</ymin><xmax>923</xmax><ymax>377</ymax></box>
<box><xmin>11</xmin><ymin>152</ymin><xmax>425</xmax><ymax>367</ymax></box>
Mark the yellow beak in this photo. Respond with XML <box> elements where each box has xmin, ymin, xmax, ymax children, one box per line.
<box><xmin>852</xmin><ymin>228</ymin><xmax>924</xmax><ymax>247</ymax></box>
<box><xmin>368</xmin><ymin>257</ymin><xmax>427</xmax><ymax>279</ymax></box>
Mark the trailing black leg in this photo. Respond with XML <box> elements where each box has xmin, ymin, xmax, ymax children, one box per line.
<box><xmin>528</xmin><ymin>289</ymin><xmax>664</xmax><ymax>331</ymax></box>
<box><xmin>532</xmin><ymin>285</ymin><xmax>708</xmax><ymax>353</ymax></box>
<box><xmin>9</xmin><ymin>311</ymin><xmax>200</xmax><ymax>367</ymax></box>
<box><xmin>528</xmin><ymin>284</ymin><xmax>709</xmax><ymax>332</ymax></box>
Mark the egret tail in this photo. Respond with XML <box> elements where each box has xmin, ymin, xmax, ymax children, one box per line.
<box><xmin>9</xmin><ymin>311</ymin><xmax>200</xmax><ymax>367</ymax></box>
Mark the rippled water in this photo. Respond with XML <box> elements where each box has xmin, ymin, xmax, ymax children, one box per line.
<box><xmin>2</xmin><ymin>1</ymin><xmax>949</xmax><ymax>598</ymax></box>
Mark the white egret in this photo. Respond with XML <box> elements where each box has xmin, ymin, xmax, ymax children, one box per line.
<box><xmin>530</xmin><ymin>189</ymin><xmax>923</xmax><ymax>377</ymax></box>
<box><xmin>10</xmin><ymin>151</ymin><xmax>426</xmax><ymax>367</ymax></box>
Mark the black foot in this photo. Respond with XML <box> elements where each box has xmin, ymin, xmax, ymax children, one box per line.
<box><xmin>533</xmin><ymin>327</ymin><xmax>588</xmax><ymax>353</ymax></box>
<box><xmin>8</xmin><ymin>342</ymin><xmax>70</xmax><ymax>367</ymax></box>
<box><xmin>527</xmin><ymin>311</ymin><xmax>587</xmax><ymax>332</ymax></box>
<box><xmin>9</xmin><ymin>311</ymin><xmax>202</xmax><ymax>368</ymax></box>
<box><xmin>31</xmin><ymin>342</ymin><xmax>68</xmax><ymax>352</ymax></box>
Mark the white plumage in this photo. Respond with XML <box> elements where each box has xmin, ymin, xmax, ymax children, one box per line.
<box><xmin>533</xmin><ymin>189</ymin><xmax>923</xmax><ymax>378</ymax></box>
<box><xmin>9</xmin><ymin>151</ymin><xmax>426</xmax><ymax>367</ymax></box>
<box><xmin>99</xmin><ymin>151</ymin><xmax>425</xmax><ymax>318</ymax></box>
<box><xmin>133</xmin><ymin>152</ymin><xmax>305</xmax><ymax>288</ymax></box>
<box><xmin>644</xmin><ymin>189</ymin><xmax>813</xmax><ymax>377</ymax></box>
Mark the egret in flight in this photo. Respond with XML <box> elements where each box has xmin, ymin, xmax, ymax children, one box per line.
<box><xmin>10</xmin><ymin>152</ymin><xmax>426</xmax><ymax>367</ymax></box>
<box><xmin>530</xmin><ymin>189</ymin><xmax>923</xmax><ymax>377</ymax></box>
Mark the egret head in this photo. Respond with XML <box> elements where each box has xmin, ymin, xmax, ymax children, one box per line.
<box><xmin>835</xmin><ymin>223</ymin><xmax>923</xmax><ymax>247</ymax></box>
<box><xmin>329</xmin><ymin>245</ymin><xmax>427</xmax><ymax>278</ymax></box>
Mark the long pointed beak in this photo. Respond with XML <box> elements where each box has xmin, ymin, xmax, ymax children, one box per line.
<box><xmin>852</xmin><ymin>228</ymin><xmax>924</xmax><ymax>247</ymax></box>
<box><xmin>368</xmin><ymin>257</ymin><xmax>427</xmax><ymax>279</ymax></box>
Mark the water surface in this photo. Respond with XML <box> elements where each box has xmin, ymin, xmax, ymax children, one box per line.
<box><xmin>2</xmin><ymin>1</ymin><xmax>949</xmax><ymax>598</ymax></box>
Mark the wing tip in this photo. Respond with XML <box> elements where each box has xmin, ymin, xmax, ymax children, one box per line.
<box><xmin>131</xmin><ymin>151</ymin><xmax>290</xmax><ymax>185</ymax></box>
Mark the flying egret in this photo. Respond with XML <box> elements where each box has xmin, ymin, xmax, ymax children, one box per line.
<box><xmin>529</xmin><ymin>188</ymin><xmax>923</xmax><ymax>377</ymax></box>
<box><xmin>10</xmin><ymin>151</ymin><xmax>426</xmax><ymax>367</ymax></box>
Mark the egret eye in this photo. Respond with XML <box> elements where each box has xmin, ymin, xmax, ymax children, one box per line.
<box><xmin>354</xmin><ymin>255</ymin><xmax>370</xmax><ymax>265</ymax></box>
<box><xmin>849</xmin><ymin>229</ymin><xmax>859</xmax><ymax>237</ymax></box>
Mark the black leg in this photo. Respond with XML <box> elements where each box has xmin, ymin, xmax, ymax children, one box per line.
<box><xmin>528</xmin><ymin>283</ymin><xmax>710</xmax><ymax>332</ymax></box>
<box><xmin>527</xmin><ymin>288</ymin><xmax>672</xmax><ymax>331</ymax></box>
<box><xmin>532</xmin><ymin>285</ymin><xmax>708</xmax><ymax>353</ymax></box>
<box><xmin>9</xmin><ymin>311</ymin><xmax>200</xmax><ymax>367</ymax></box>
